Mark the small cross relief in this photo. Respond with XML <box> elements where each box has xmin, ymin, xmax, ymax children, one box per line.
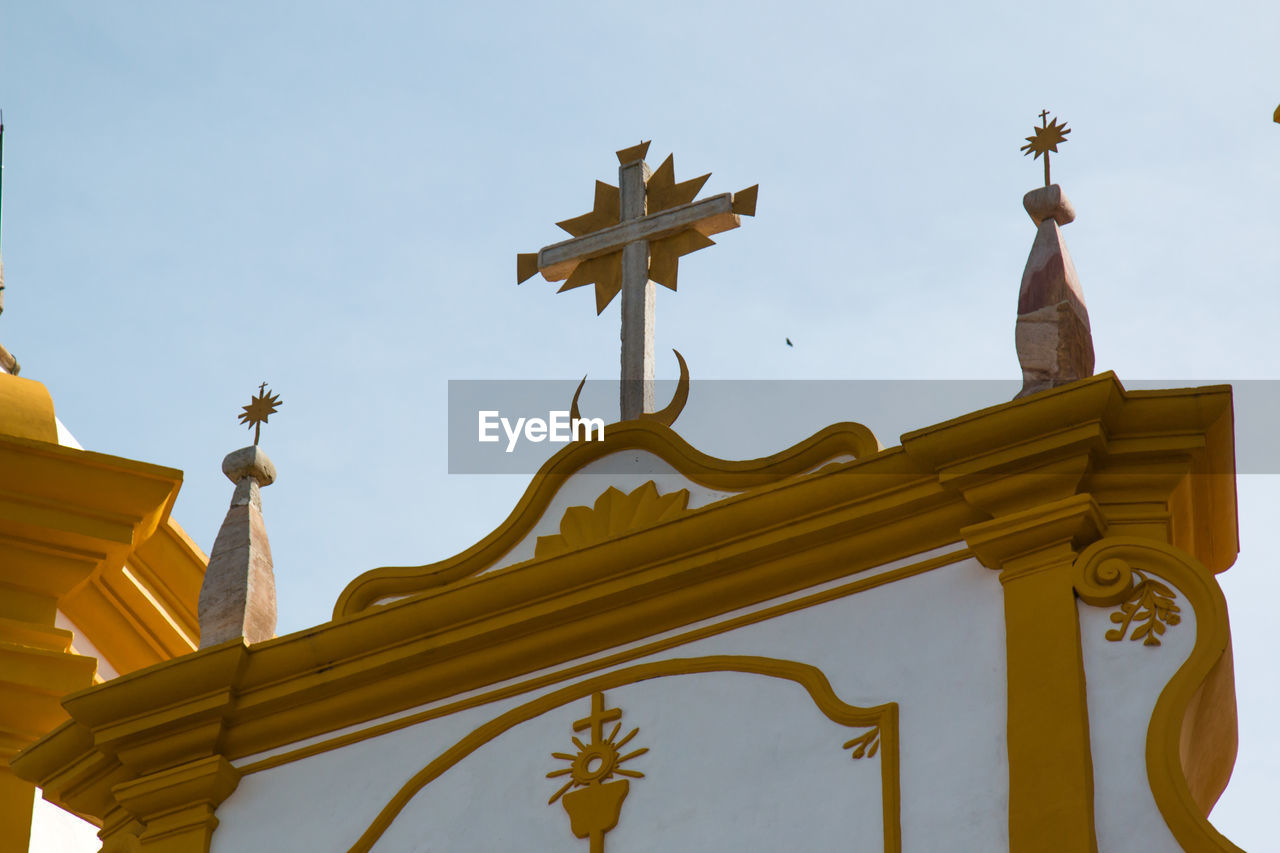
<box><xmin>546</xmin><ymin>691</ymin><xmax>647</xmax><ymax>853</ymax></box>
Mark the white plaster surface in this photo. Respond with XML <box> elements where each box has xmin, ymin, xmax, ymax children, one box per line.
<box><xmin>28</xmin><ymin>789</ymin><xmax>100</xmax><ymax>852</ymax></box>
<box><xmin>213</xmin><ymin>555</ymin><xmax>1010</xmax><ymax>852</ymax></box>
<box><xmin>54</xmin><ymin>416</ymin><xmax>83</xmax><ymax>449</ymax></box>
<box><xmin>1079</xmin><ymin>575</ymin><xmax>1196</xmax><ymax>853</ymax></box>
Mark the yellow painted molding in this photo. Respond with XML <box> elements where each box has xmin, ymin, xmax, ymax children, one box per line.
<box><xmin>238</xmin><ymin>549</ymin><xmax>964</xmax><ymax>777</ymax></box>
<box><xmin>0</xmin><ymin>433</ymin><xmax>197</xmax><ymax>852</ymax></box>
<box><xmin>344</xmin><ymin>656</ymin><xmax>900</xmax><ymax>853</ymax></box>
<box><xmin>112</xmin><ymin>755</ymin><xmax>239</xmax><ymax>853</ymax></box>
<box><xmin>1073</xmin><ymin>538</ymin><xmax>1242</xmax><ymax>851</ymax></box>
<box><xmin>904</xmin><ymin>373</ymin><xmax>1236</xmax><ymax>574</ymax></box>
<box><xmin>0</xmin><ymin>765</ymin><xmax>38</xmax><ymax>853</ymax></box>
<box><xmin>335</xmin><ymin>419</ymin><xmax>881</xmax><ymax>615</ymax></box>
<box><xmin>963</xmin><ymin>493</ymin><xmax>1107</xmax><ymax>579</ymax></box>
<box><xmin>12</xmin><ymin>375</ymin><xmax>1241</xmax><ymax>852</ymax></box>
<box><xmin>0</xmin><ymin>436</ymin><xmax>181</xmax><ymax>557</ymax></box>
<box><xmin>0</xmin><ymin>373</ymin><xmax>58</xmax><ymax>444</ymax></box>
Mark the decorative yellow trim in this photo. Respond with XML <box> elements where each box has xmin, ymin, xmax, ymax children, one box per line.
<box><xmin>535</xmin><ymin>481</ymin><xmax>689</xmax><ymax>559</ymax></box>
<box><xmin>112</xmin><ymin>754</ymin><xmax>239</xmax><ymax>852</ymax></box>
<box><xmin>1073</xmin><ymin>538</ymin><xmax>1242</xmax><ymax>851</ymax></box>
<box><xmin>13</xmin><ymin>375</ymin><xmax>1241</xmax><ymax>853</ymax></box>
<box><xmin>343</xmin><ymin>656</ymin><xmax>899</xmax><ymax>853</ymax></box>
<box><xmin>0</xmin><ymin>766</ymin><xmax>37</xmax><ymax>853</ymax></box>
<box><xmin>0</xmin><ymin>431</ymin><xmax>198</xmax><ymax>851</ymax></box>
<box><xmin>843</xmin><ymin>726</ymin><xmax>881</xmax><ymax>759</ymax></box>
<box><xmin>59</xmin><ymin>518</ymin><xmax>206</xmax><ymax>678</ymax></box>
<box><xmin>237</xmin><ymin>548</ymin><xmax>965</xmax><ymax>776</ymax></box>
<box><xmin>335</xmin><ymin>420</ymin><xmax>880</xmax><ymax>615</ymax></box>
<box><xmin>547</xmin><ymin>691</ymin><xmax>646</xmax><ymax>851</ymax></box>
<box><xmin>0</xmin><ymin>373</ymin><xmax>58</xmax><ymax>443</ymax></box>
<box><xmin>1105</xmin><ymin>569</ymin><xmax>1181</xmax><ymax>646</ymax></box>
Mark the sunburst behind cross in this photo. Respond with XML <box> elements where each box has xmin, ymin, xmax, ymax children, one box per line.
<box><xmin>238</xmin><ymin>382</ymin><xmax>282</xmax><ymax>446</ymax></box>
<box><xmin>1021</xmin><ymin>110</ymin><xmax>1071</xmax><ymax>187</ymax></box>
<box><xmin>546</xmin><ymin>716</ymin><xmax>647</xmax><ymax>806</ymax></box>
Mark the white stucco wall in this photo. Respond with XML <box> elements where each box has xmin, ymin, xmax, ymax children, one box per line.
<box><xmin>28</xmin><ymin>791</ymin><xmax>100</xmax><ymax>853</ymax></box>
<box><xmin>215</xmin><ymin>547</ymin><xmax>1010</xmax><ymax>852</ymax></box>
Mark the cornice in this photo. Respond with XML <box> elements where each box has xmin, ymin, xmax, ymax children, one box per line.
<box><xmin>12</xmin><ymin>375</ymin><xmax>1240</xmax><ymax>841</ymax></box>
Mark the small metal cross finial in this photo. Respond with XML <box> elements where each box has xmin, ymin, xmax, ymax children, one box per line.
<box><xmin>1021</xmin><ymin>110</ymin><xmax>1071</xmax><ymax>187</ymax></box>
<box><xmin>238</xmin><ymin>383</ymin><xmax>283</xmax><ymax>446</ymax></box>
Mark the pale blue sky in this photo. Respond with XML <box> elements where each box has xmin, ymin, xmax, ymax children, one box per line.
<box><xmin>3</xmin><ymin>2</ymin><xmax>1278</xmax><ymax>845</ymax></box>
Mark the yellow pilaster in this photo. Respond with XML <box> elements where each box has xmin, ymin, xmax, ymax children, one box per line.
<box><xmin>0</xmin><ymin>762</ymin><xmax>37</xmax><ymax>853</ymax></box>
<box><xmin>0</xmin><ymin>516</ymin><xmax>103</xmax><ymax>852</ymax></box>
<box><xmin>964</xmin><ymin>494</ymin><xmax>1105</xmax><ymax>853</ymax></box>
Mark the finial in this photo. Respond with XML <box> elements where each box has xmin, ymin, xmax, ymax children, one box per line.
<box><xmin>1014</xmin><ymin>113</ymin><xmax>1093</xmax><ymax>398</ymax></box>
<box><xmin>197</xmin><ymin>386</ymin><xmax>283</xmax><ymax>648</ymax></box>
<box><xmin>238</xmin><ymin>382</ymin><xmax>282</xmax><ymax>445</ymax></box>
<box><xmin>1020</xmin><ymin>110</ymin><xmax>1071</xmax><ymax>187</ymax></box>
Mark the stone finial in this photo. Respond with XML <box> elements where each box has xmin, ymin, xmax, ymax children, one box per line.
<box><xmin>1015</xmin><ymin>184</ymin><xmax>1094</xmax><ymax>397</ymax></box>
<box><xmin>197</xmin><ymin>445</ymin><xmax>277</xmax><ymax>648</ymax></box>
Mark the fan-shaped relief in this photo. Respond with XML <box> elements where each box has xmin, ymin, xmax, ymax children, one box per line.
<box><xmin>535</xmin><ymin>481</ymin><xmax>690</xmax><ymax>559</ymax></box>
<box><xmin>344</xmin><ymin>656</ymin><xmax>900</xmax><ymax>853</ymax></box>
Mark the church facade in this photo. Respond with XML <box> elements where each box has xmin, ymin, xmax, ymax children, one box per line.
<box><xmin>3</xmin><ymin>139</ymin><xmax>1249</xmax><ymax>852</ymax></box>
<box><xmin>8</xmin><ymin>373</ymin><xmax>1244</xmax><ymax>852</ymax></box>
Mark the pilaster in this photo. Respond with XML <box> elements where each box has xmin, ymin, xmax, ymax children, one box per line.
<box><xmin>964</xmin><ymin>493</ymin><xmax>1106</xmax><ymax>853</ymax></box>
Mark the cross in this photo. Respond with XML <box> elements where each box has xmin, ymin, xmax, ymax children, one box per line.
<box><xmin>573</xmin><ymin>692</ymin><xmax>621</xmax><ymax>745</ymax></box>
<box><xmin>1039</xmin><ymin>109</ymin><xmax>1049</xmax><ymax>125</ymax></box>
<box><xmin>519</xmin><ymin>142</ymin><xmax>757</xmax><ymax>421</ymax></box>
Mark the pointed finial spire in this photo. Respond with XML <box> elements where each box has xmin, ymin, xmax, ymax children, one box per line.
<box><xmin>197</xmin><ymin>386</ymin><xmax>283</xmax><ymax>647</ymax></box>
<box><xmin>1015</xmin><ymin>111</ymin><xmax>1094</xmax><ymax>397</ymax></box>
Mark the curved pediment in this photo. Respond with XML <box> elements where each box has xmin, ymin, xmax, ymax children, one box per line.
<box><xmin>334</xmin><ymin>420</ymin><xmax>879</xmax><ymax>617</ymax></box>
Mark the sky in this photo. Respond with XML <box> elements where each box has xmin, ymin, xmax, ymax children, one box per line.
<box><xmin>3</xmin><ymin>1</ymin><xmax>1278</xmax><ymax>846</ymax></box>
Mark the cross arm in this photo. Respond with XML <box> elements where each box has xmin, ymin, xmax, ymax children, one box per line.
<box><xmin>538</xmin><ymin>192</ymin><xmax>743</xmax><ymax>282</ymax></box>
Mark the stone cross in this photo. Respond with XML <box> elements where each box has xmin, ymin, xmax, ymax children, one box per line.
<box><xmin>519</xmin><ymin>142</ymin><xmax>757</xmax><ymax>421</ymax></box>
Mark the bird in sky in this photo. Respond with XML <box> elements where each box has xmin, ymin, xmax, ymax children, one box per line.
<box><xmin>785</xmin><ymin>338</ymin><xmax>793</xmax><ymax>347</ymax></box>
